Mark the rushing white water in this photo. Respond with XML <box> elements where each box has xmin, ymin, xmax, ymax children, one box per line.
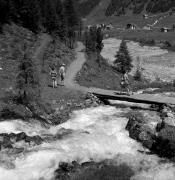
<box><xmin>0</xmin><ymin>106</ymin><xmax>175</xmax><ymax>180</ymax></box>
<box><xmin>101</xmin><ymin>38</ymin><xmax>175</xmax><ymax>82</ymax></box>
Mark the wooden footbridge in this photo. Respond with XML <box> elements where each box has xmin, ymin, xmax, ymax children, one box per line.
<box><xmin>90</xmin><ymin>89</ymin><xmax>175</xmax><ymax>105</ymax></box>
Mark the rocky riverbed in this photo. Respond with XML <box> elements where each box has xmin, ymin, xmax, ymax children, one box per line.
<box><xmin>126</xmin><ymin>104</ymin><xmax>175</xmax><ymax>159</ymax></box>
<box><xmin>1</xmin><ymin>101</ymin><xmax>175</xmax><ymax>180</ymax></box>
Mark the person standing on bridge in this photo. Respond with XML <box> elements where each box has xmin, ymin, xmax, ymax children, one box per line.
<box><xmin>120</xmin><ymin>72</ymin><xmax>131</xmax><ymax>95</ymax></box>
<box><xmin>59</xmin><ymin>63</ymin><xmax>66</xmax><ymax>85</ymax></box>
<box><xmin>50</xmin><ymin>67</ymin><xmax>58</xmax><ymax>88</ymax></box>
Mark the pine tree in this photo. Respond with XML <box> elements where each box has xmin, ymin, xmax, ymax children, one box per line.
<box><xmin>0</xmin><ymin>0</ymin><xmax>10</xmax><ymax>26</ymax></box>
<box><xmin>89</xmin><ymin>27</ymin><xmax>97</xmax><ymax>51</ymax></box>
<box><xmin>84</xmin><ymin>28</ymin><xmax>89</xmax><ymax>51</ymax></box>
<box><xmin>64</xmin><ymin>0</ymin><xmax>79</xmax><ymax>29</ymax></box>
<box><xmin>64</xmin><ymin>0</ymin><xmax>79</xmax><ymax>48</ymax></box>
<box><xmin>96</xmin><ymin>27</ymin><xmax>103</xmax><ymax>53</ymax></box>
<box><xmin>21</xmin><ymin>0</ymin><xmax>40</xmax><ymax>32</ymax></box>
<box><xmin>8</xmin><ymin>0</ymin><xmax>19</xmax><ymax>23</ymax></box>
<box><xmin>16</xmin><ymin>51</ymin><xmax>40</xmax><ymax>103</ymax></box>
<box><xmin>114</xmin><ymin>40</ymin><xmax>133</xmax><ymax>74</ymax></box>
<box><xmin>84</xmin><ymin>26</ymin><xmax>103</xmax><ymax>53</ymax></box>
<box><xmin>78</xmin><ymin>19</ymin><xmax>83</xmax><ymax>38</ymax></box>
<box><xmin>7</xmin><ymin>0</ymin><xmax>40</xmax><ymax>32</ymax></box>
<box><xmin>55</xmin><ymin>0</ymin><xmax>66</xmax><ymax>40</ymax></box>
<box><xmin>96</xmin><ymin>27</ymin><xmax>103</xmax><ymax>66</ymax></box>
<box><xmin>41</xmin><ymin>0</ymin><xmax>58</xmax><ymax>33</ymax></box>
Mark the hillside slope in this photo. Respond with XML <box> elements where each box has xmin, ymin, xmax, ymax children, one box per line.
<box><xmin>86</xmin><ymin>0</ymin><xmax>111</xmax><ymax>24</ymax></box>
<box><xmin>78</xmin><ymin>0</ymin><xmax>175</xmax><ymax>25</ymax></box>
<box><xmin>106</xmin><ymin>0</ymin><xmax>175</xmax><ymax>16</ymax></box>
<box><xmin>76</xmin><ymin>0</ymin><xmax>101</xmax><ymax>17</ymax></box>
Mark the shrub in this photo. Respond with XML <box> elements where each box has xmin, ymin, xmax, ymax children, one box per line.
<box><xmin>134</xmin><ymin>68</ymin><xmax>142</xmax><ymax>81</ymax></box>
<box><xmin>139</xmin><ymin>38</ymin><xmax>155</xmax><ymax>46</ymax></box>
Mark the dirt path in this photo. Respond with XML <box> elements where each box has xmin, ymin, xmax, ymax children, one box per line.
<box><xmin>34</xmin><ymin>38</ymin><xmax>101</xmax><ymax>94</ymax></box>
<box><xmin>33</xmin><ymin>33</ymin><xmax>52</xmax><ymax>70</ymax></box>
<box><xmin>64</xmin><ymin>42</ymin><xmax>104</xmax><ymax>93</ymax></box>
<box><xmin>64</xmin><ymin>42</ymin><xmax>87</xmax><ymax>91</ymax></box>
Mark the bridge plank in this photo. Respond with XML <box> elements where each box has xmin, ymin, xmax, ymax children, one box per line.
<box><xmin>90</xmin><ymin>89</ymin><xmax>175</xmax><ymax>105</ymax></box>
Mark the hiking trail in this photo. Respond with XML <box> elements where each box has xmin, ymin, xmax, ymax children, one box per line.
<box><xmin>64</xmin><ymin>42</ymin><xmax>105</xmax><ymax>93</ymax></box>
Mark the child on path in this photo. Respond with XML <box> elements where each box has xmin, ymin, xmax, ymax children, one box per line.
<box><xmin>50</xmin><ymin>67</ymin><xmax>57</xmax><ymax>88</ymax></box>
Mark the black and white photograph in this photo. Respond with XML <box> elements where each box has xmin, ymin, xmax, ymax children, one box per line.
<box><xmin>0</xmin><ymin>0</ymin><xmax>175</xmax><ymax>179</ymax></box>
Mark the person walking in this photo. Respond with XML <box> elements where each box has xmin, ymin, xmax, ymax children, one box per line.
<box><xmin>59</xmin><ymin>64</ymin><xmax>66</xmax><ymax>85</ymax></box>
<box><xmin>50</xmin><ymin>67</ymin><xmax>57</xmax><ymax>88</ymax></box>
<box><xmin>120</xmin><ymin>72</ymin><xmax>131</xmax><ymax>95</ymax></box>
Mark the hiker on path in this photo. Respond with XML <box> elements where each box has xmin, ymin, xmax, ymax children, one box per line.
<box><xmin>50</xmin><ymin>67</ymin><xmax>57</xmax><ymax>88</ymax></box>
<box><xmin>59</xmin><ymin>64</ymin><xmax>66</xmax><ymax>84</ymax></box>
<box><xmin>120</xmin><ymin>72</ymin><xmax>131</xmax><ymax>94</ymax></box>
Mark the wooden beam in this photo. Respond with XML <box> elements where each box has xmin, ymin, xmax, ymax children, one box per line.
<box><xmin>90</xmin><ymin>89</ymin><xmax>175</xmax><ymax>105</ymax></box>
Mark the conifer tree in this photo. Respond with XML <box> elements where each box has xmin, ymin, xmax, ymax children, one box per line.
<box><xmin>64</xmin><ymin>0</ymin><xmax>79</xmax><ymax>48</ymax></box>
<box><xmin>0</xmin><ymin>0</ymin><xmax>81</xmax><ymax>39</ymax></box>
<box><xmin>7</xmin><ymin>0</ymin><xmax>19</xmax><ymax>23</ymax></box>
<box><xmin>84</xmin><ymin>28</ymin><xmax>89</xmax><ymax>51</ymax></box>
<box><xmin>20</xmin><ymin>0</ymin><xmax>40</xmax><ymax>32</ymax></box>
<box><xmin>96</xmin><ymin>27</ymin><xmax>103</xmax><ymax>53</ymax></box>
<box><xmin>39</xmin><ymin>0</ymin><xmax>57</xmax><ymax>33</ymax></box>
<box><xmin>84</xmin><ymin>27</ymin><xmax>103</xmax><ymax>53</ymax></box>
<box><xmin>96</xmin><ymin>27</ymin><xmax>103</xmax><ymax>66</ymax></box>
<box><xmin>114</xmin><ymin>40</ymin><xmax>133</xmax><ymax>74</ymax></box>
<box><xmin>64</xmin><ymin>0</ymin><xmax>79</xmax><ymax>29</ymax></box>
<box><xmin>7</xmin><ymin>0</ymin><xmax>40</xmax><ymax>32</ymax></box>
<box><xmin>0</xmin><ymin>0</ymin><xmax>9</xmax><ymax>26</ymax></box>
<box><xmin>16</xmin><ymin>50</ymin><xmax>40</xmax><ymax>103</ymax></box>
<box><xmin>55</xmin><ymin>0</ymin><xmax>66</xmax><ymax>40</ymax></box>
<box><xmin>78</xmin><ymin>19</ymin><xmax>83</xmax><ymax>38</ymax></box>
<box><xmin>89</xmin><ymin>27</ymin><xmax>97</xmax><ymax>51</ymax></box>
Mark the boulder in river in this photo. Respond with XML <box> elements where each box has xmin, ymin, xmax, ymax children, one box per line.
<box><xmin>126</xmin><ymin>111</ymin><xmax>156</xmax><ymax>149</ymax></box>
<box><xmin>126</xmin><ymin>109</ymin><xmax>175</xmax><ymax>159</ymax></box>
<box><xmin>54</xmin><ymin>161</ymin><xmax>134</xmax><ymax>180</ymax></box>
<box><xmin>152</xmin><ymin>124</ymin><xmax>175</xmax><ymax>158</ymax></box>
<box><xmin>0</xmin><ymin>132</ymin><xmax>43</xmax><ymax>151</ymax></box>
